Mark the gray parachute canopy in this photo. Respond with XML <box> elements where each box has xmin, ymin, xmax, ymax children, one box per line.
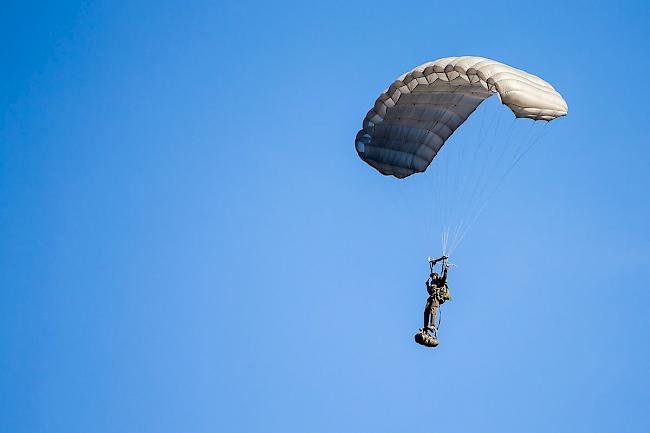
<box><xmin>355</xmin><ymin>56</ymin><xmax>568</xmax><ymax>178</ymax></box>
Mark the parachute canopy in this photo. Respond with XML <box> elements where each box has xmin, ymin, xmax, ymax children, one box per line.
<box><xmin>355</xmin><ymin>56</ymin><xmax>568</xmax><ymax>178</ymax></box>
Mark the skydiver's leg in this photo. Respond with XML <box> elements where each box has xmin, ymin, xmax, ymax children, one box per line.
<box><xmin>423</xmin><ymin>300</ymin><xmax>431</xmax><ymax>330</ymax></box>
<box><xmin>428</xmin><ymin>301</ymin><xmax>437</xmax><ymax>334</ymax></box>
<box><xmin>423</xmin><ymin>297</ymin><xmax>436</xmax><ymax>333</ymax></box>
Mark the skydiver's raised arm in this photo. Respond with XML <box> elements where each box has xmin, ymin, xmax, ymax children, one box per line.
<box><xmin>441</xmin><ymin>263</ymin><xmax>448</xmax><ymax>283</ymax></box>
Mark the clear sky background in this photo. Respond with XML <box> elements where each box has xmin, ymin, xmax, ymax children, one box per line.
<box><xmin>2</xmin><ymin>1</ymin><xmax>649</xmax><ymax>432</ymax></box>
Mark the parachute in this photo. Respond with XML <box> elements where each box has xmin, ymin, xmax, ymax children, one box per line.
<box><xmin>355</xmin><ymin>56</ymin><xmax>568</xmax><ymax>254</ymax></box>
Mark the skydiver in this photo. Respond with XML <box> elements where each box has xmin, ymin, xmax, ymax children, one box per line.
<box><xmin>415</xmin><ymin>256</ymin><xmax>452</xmax><ymax>348</ymax></box>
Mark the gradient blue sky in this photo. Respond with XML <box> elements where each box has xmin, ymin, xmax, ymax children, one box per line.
<box><xmin>2</xmin><ymin>1</ymin><xmax>649</xmax><ymax>432</ymax></box>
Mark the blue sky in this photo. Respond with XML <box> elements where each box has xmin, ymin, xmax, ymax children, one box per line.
<box><xmin>1</xmin><ymin>1</ymin><xmax>649</xmax><ymax>432</ymax></box>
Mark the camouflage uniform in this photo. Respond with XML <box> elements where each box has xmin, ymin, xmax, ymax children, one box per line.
<box><xmin>423</xmin><ymin>264</ymin><xmax>450</xmax><ymax>333</ymax></box>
